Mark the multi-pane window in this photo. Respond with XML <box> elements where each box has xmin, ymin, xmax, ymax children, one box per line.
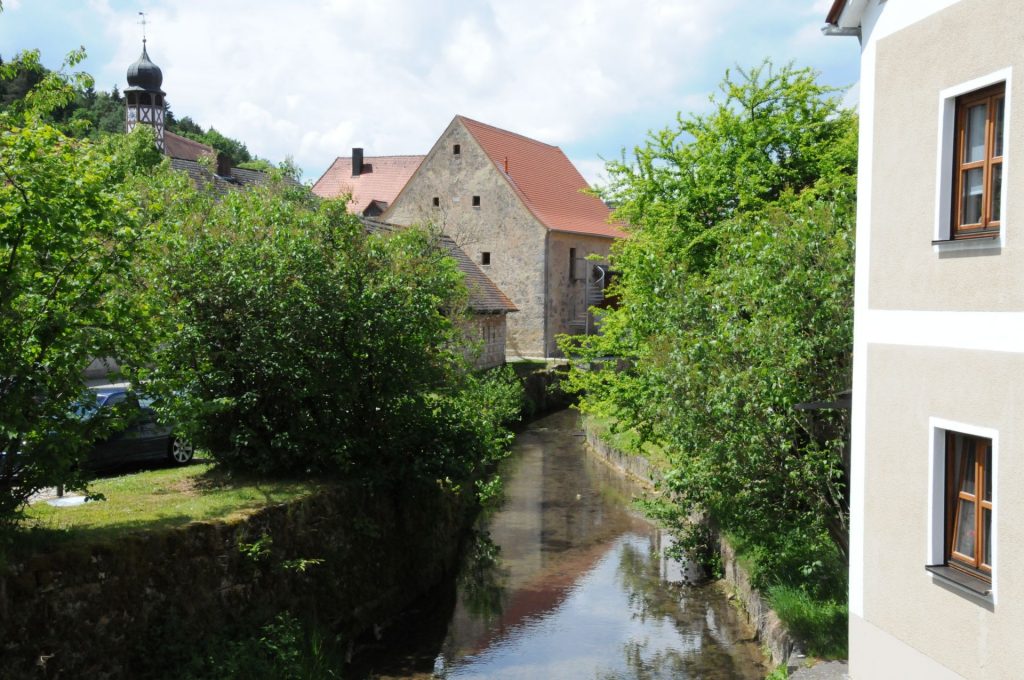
<box><xmin>946</xmin><ymin>432</ymin><xmax>992</xmax><ymax>581</ymax></box>
<box><xmin>952</xmin><ymin>83</ymin><xmax>1005</xmax><ymax>238</ymax></box>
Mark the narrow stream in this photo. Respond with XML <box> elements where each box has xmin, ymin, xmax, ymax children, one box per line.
<box><xmin>355</xmin><ymin>409</ymin><xmax>767</xmax><ymax>679</ymax></box>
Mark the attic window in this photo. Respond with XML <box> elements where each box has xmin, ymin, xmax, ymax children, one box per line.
<box><xmin>432</xmin><ymin>197</ymin><xmax>440</xmax><ymax>207</ymax></box>
<box><xmin>481</xmin><ymin>252</ymin><xmax>491</xmax><ymax>266</ymax></box>
<box><xmin>453</xmin><ymin>144</ymin><xmax>461</xmax><ymax>155</ymax></box>
<box><xmin>472</xmin><ymin>195</ymin><xmax>481</xmax><ymax>207</ymax></box>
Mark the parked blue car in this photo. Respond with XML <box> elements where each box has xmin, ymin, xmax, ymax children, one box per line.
<box><xmin>84</xmin><ymin>384</ymin><xmax>193</xmax><ymax>469</ymax></box>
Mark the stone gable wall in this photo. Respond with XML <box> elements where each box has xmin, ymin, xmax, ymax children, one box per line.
<box><xmin>386</xmin><ymin>121</ymin><xmax>548</xmax><ymax>358</ymax></box>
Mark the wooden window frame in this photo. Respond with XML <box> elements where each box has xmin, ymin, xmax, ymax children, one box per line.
<box><xmin>945</xmin><ymin>431</ymin><xmax>992</xmax><ymax>583</ymax></box>
<box><xmin>951</xmin><ymin>83</ymin><xmax>1005</xmax><ymax>239</ymax></box>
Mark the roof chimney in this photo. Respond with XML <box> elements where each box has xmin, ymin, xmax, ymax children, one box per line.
<box><xmin>503</xmin><ymin>156</ymin><xmax>509</xmax><ymax>174</ymax></box>
<box><xmin>216</xmin><ymin>152</ymin><xmax>232</xmax><ymax>177</ymax></box>
<box><xmin>352</xmin><ymin>147</ymin><xmax>363</xmax><ymax>177</ymax></box>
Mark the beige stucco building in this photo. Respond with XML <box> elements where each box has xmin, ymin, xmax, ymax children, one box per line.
<box><xmin>384</xmin><ymin>116</ymin><xmax>625</xmax><ymax>358</ymax></box>
<box><xmin>826</xmin><ymin>1</ymin><xmax>1024</xmax><ymax>677</ymax></box>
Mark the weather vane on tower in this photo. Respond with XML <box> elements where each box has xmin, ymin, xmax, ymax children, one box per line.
<box><xmin>138</xmin><ymin>11</ymin><xmax>147</xmax><ymax>44</ymax></box>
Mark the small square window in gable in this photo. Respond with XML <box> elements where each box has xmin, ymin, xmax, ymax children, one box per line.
<box><xmin>453</xmin><ymin>144</ymin><xmax>461</xmax><ymax>156</ymax></box>
<box><xmin>481</xmin><ymin>251</ymin><xmax>491</xmax><ymax>266</ymax></box>
<box><xmin>472</xmin><ymin>195</ymin><xmax>481</xmax><ymax>207</ymax></box>
<box><xmin>432</xmin><ymin>196</ymin><xmax>440</xmax><ymax>207</ymax></box>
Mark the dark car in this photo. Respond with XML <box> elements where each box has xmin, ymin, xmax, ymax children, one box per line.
<box><xmin>83</xmin><ymin>384</ymin><xmax>193</xmax><ymax>469</ymax></box>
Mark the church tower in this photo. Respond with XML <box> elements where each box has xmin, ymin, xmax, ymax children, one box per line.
<box><xmin>124</xmin><ymin>38</ymin><xmax>166</xmax><ymax>151</ymax></box>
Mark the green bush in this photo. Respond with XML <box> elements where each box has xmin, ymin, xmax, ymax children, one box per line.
<box><xmin>173</xmin><ymin>612</ymin><xmax>345</xmax><ymax>680</ymax></box>
<box><xmin>135</xmin><ymin>183</ymin><xmax>519</xmax><ymax>488</ymax></box>
<box><xmin>561</xmin><ymin>62</ymin><xmax>855</xmax><ymax>608</ymax></box>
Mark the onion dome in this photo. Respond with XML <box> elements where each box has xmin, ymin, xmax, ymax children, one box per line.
<box><xmin>126</xmin><ymin>43</ymin><xmax>163</xmax><ymax>92</ymax></box>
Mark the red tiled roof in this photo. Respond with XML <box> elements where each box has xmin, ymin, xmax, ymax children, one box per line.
<box><xmin>312</xmin><ymin>155</ymin><xmax>424</xmax><ymax>215</ymax></box>
<box><xmin>164</xmin><ymin>131</ymin><xmax>216</xmax><ymax>162</ymax></box>
<box><xmin>457</xmin><ymin>116</ymin><xmax>626</xmax><ymax>239</ymax></box>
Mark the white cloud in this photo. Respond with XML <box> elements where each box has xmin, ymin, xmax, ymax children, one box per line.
<box><xmin>85</xmin><ymin>0</ymin><xmax>732</xmax><ymax>180</ymax></box>
<box><xmin>33</xmin><ymin>0</ymin><xmax>856</xmax><ymax>188</ymax></box>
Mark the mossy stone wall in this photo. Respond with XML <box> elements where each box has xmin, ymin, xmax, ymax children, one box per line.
<box><xmin>0</xmin><ymin>483</ymin><xmax>472</xmax><ymax>678</ymax></box>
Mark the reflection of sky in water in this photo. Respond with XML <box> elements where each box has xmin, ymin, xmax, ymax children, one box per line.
<box><xmin>436</xmin><ymin>534</ymin><xmax>707</xmax><ymax>679</ymax></box>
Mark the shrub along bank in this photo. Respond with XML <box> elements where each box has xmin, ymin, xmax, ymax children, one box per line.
<box><xmin>561</xmin><ymin>62</ymin><xmax>856</xmax><ymax>658</ymax></box>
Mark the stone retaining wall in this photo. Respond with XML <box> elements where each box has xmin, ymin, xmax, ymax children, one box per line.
<box><xmin>0</xmin><ymin>483</ymin><xmax>472</xmax><ymax>679</ymax></box>
<box><xmin>580</xmin><ymin>414</ymin><xmax>797</xmax><ymax>668</ymax></box>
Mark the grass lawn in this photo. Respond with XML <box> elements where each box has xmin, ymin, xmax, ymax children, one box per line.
<box><xmin>16</xmin><ymin>461</ymin><xmax>318</xmax><ymax>552</ymax></box>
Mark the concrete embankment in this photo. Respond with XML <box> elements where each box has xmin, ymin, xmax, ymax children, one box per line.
<box><xmin>580</xmin><ymin>413</ymin><xmax>799</xmax><ymax>669</ymax></box>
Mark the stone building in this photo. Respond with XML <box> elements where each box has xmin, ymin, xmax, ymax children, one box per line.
<box><xmin>383</xmin><ymin>116</ymin><xmax>626</xmax><ymax>359</ymax></box>
<box><xmin>826</xmin><ymin>1</ymin><xmax>1023</xmax><ymax>677</ymax></box>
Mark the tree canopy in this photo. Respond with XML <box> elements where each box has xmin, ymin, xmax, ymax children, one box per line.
<box><xmin>0</xmin><ymin>48</ymin><xmax>519</xmax><ymax>529</ymax></box>
<box><xmin>0</xmin><ymin>49</ymin><xmax>172</xmax><ymax>521</ymax></box>
<box><xmin>561</xmin><ymin>62</ymin><xmax>858</xmax><ymax>601</ymax></box>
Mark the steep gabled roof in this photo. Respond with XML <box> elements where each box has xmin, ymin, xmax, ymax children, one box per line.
<box><xmin>164</xmin><ymin>131</ymin><xmax>216</xmax><ymax>162</ymax></box>
<box><xmin>360</xmin><ymin>218</ymin><xmax>517</xmax><ymax>315</ymax></box>
<box><xmin>312</xmin><ymin>155</ymin><xmax>425</xmax><ymax>215</ymax></box>
<box><xmin>457</xmin><ymin>116</ymin><xmax>626</xmax><ymax>239</ymax></box>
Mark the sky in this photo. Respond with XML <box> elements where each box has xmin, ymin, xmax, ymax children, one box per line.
<box><xmin>0</xmin><ymin>0</ymin><xmax>860</xmax><ymax>187</ymax></box>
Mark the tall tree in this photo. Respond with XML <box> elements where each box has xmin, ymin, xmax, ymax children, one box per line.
<box><xmin>0</xmin><ymin>50</ymin><xmax>174</xmax><ymax>525</ymax></box>
<box><xmin>562</xmin><ymin>61</ymin><xmax>858</xmax><ymax>595</ymax></box>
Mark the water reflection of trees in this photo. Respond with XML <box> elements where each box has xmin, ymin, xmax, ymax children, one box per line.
<box><xmin>613</xmin><ymin>537</ymin><xmax>762</xmax><ymax>680</ymax></box>
<box><xmin>456</xmin><ymin>529</ymin><xmax>507</xmax><ymax>622</ymax></box>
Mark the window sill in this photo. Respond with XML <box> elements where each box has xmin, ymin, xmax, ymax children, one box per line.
<box><xmin>926</xmin><ymin>564</ymin><xmax>993</xmax><ymax>602</ymax></box>
<box><xmin>932</xmin><ymin>234</ymin><xmax>1001</xmax><ymax>253</ymax></box>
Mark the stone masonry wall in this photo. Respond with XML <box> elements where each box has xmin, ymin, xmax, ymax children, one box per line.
<box><xmin>463</xmin><ymin>313</ymin><xmax>508</xmax><ymax>369</ymax></box>
<box><xmin>0</xmin><ymin>484</ymin><xmax>472</xmax><ymax>679</ymax></box>
<box><xmin>546</xmin><ymin>232</ymin><xmax>615</xmax><ymax>357</ymax></box>
<box><xmin>385</xmin><ymin>119</ymin><xmax>548</xmax><ymax>358</ymax></box>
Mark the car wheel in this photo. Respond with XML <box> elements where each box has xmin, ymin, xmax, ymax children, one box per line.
<box><xmin>168</xmin><ymin>437</ymin><xmax>194</xmax><ymax>465</ymax></box>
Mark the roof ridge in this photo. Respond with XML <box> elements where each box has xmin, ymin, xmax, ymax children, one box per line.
<box><xmin>456</xmin><ymin>115</ymin><xmax>559</xmax><ymax>150</ymax></box>
<box><xmin>333</xmin><ymin>154</ymin><xmax>426</xmax><ymax>160</ymax></box>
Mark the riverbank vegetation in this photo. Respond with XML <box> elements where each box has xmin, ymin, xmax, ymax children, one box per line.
<box><xmin>561</xmin><ymin>61</ymin><xmax>856</xmax><ymax>656</ymax></box>
<box><xmin>0</xmin><ymin>48</ymin><xmax>521</xmax><ymax>531</ymax></box>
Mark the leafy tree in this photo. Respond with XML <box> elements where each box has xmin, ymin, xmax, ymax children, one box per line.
<box><xmin>0</xmin><ymin>50</ymin><xmax>173</xmax><ymax>525</ymax></box>
<box><xmin>133</xmin><ymin>183</ymin><xmax>517</xmax><ymax>487</ymax></box>
<box><xmin>561</xmin><ymin>62</ymin><xmax>857</xmax><ymax>598</ymax></box>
